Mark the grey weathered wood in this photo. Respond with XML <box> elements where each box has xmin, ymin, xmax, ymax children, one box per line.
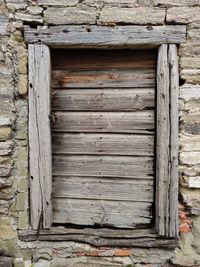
<box><xmin>52</xmin><ymin>177</ymin><xmax>153</xmax><ymax>202</ymax></box>
<box><xmin>156</xmin><ymin>44</ymin><xmax>170</xmax><ymax>236</ymax></box>
<box><xmin>52</xmin><ymin>69</ymin><xmax>155</xmax><ymax>88</ymax></box>
<box><xmin>28</xmin><ymin>44</ymin><xmax>52</xmax><ymax>229</ymax></box>
<box><xmin>168</xmin><ymin>44</ymin><xmax>179</xmax><ymax>237</ymax></box>
<box><xmin>19</xmin><ymin>228</ymin><xmax>179</xmax><ymax>248</ymax></box>
<box><xmin>24</xmin><ymin>25</ymin><xmax>186</xmax><ymax>47</ymax></box>
<box><xmin>52</xmin><ymin>49</ymin><xmax>156</xmax><ymax>70</ymax></box>
<box><xmin>51</xmin><ymin>88</ymin><xmax>155</xmax><ymax>111</ymax></box>
<box><xmin>52</xmin><ymin>198</ymin><xmax>152</xmax><ymax>227</ymax></box>
<box><xmin>52</xmin><ymin>133</ymin><xmax>154</xmax><ymax>156</ymax></box>
<box><xmin>52</xmin><ymin>111</ymin><xmax>155</xmax><ymax>133</ymax></box>
<box><xmin>52</xmin><ymin>155</ymin><xmax>153</xmax><ymax>178</ymax></box>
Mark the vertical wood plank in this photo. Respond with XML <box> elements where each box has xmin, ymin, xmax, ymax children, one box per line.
<box><xmin>156</xmin><ymin>44</ymin><xmax>170</xmax><ymax>236</ymax></box>
<box><xmin>169</xmin><ymin>44</ymin><xmax>179</xmax><ymax>237</ymax></box>
<box><xmin>29</xmin><ymin>44</ymin><xmax>52</xmax><ymax>229</ymax></box>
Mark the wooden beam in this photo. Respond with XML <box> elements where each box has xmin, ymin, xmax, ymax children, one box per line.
<box><xmin>19</xmin><ymin>228</ymin><xmax>178</xmax><ymax>248</ymax></box>
<box><xmin>156</xmin><ymin>44</ymin><xmax>179</xmax><ymax>238</ymax></box>
<box><xmin>168</xmin><ymin>44</ymin><xmax>179</xmax><ymax>237</ymax></box>
<box><xmin>24</xmin><ymin>25</ymin><xmax>186</xmax><ymax>48</ymax></box>
<box><xmin>156</xmin><ymin>44</ymin><xmax>170</xmax><ymax>236</ymax></box>
<box><xmin>28</xmin><ymin>44</ymin><xmax>52</xmax><ymax>229</ymax></box>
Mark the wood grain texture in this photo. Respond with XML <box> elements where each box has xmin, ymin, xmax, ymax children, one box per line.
<box><xmin>24</xmin><ymin>25</ymin><xmax>186</xmax><ymax>47</ymax></box>
<box><xmin>19</xmin><ymin>228</ymin><xmax>179</xmax><ymax>248</ymax></box>
<box><xmin>51</xmin><ymin>88</ymin><xmax>155</xmax><ymax>111</ymax></box>
<box><xmin>156</xmin><ymin>44</ymin><xmax>170</xmax><ymax>236</ymax></box>
<box><xmin>52</xmin><ymin>69</ymin><xmax>155</xmax><ymax>89</ymax></box>
<box><xmin>52</xmin><ymin>177</ymin><xmax>153</xmax><ymax>202</ymax></box>
<box><xmin>52</xmin><ymin>155</ymin><xmax>153</xmax><ymax>179</ymax></box>
<box><xmin>52</xmin><ymin>133</ymin><xmax>154</xmax><ymax>156</ymax></box>
<box><xmin>52</xmin><ymin>198</ymin><xmax>152</xmax><ymax>227</ymax></box>
<box><xmin>52</xmin><ymin>111</ymin><xmax>155</xmax><ymax>133</ymax></box>
<box><xmin>168</xmin><ymin>44</ymin><xmax>179</xmax><ymax>237</ymax></box>
<box><xmin>28</xmin><ymin>44</ymin><xmax>52</xmax><ymax>229</ymax></box>
<box><xmin>51</xmin><ymin>49</ymin><xmax>156</xmax><ymax>70</ymax></box>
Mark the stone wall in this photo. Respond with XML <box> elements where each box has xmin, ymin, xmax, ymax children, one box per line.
<box><xmin>0</xmin><ymin>0</ymin><xmax>200</xmax><ymax>266</ymax></box>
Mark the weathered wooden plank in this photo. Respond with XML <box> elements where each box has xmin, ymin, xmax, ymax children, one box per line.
<box><xmin>28</xmin><ymin>44</ymin><xmax>52</xmax><ymax>229</ymax></box>
<box><xmin>52</xmin><ymin>177</ymin><xmax>153</xmax><ymax>202</ymax></box>
<box><xmin>52</xmin><ymin>155</ymin><xmax>153</xmax><ymax>178</ymax></box>
<box><xmin>24</xmin><ymin>25</ymin><xmax>186</xmax><ymax>47</ymax></box>
<box><xmin>168</xmin><ymin>44</ymin><xmax>179</xmax><ymax>237</ymax></box>
<box><xmin>52</xmin><ymin>69</ymin><xmax>155</xmax><ymax>88</ymax></box>
<box><xmin>19</xmin><ymin>228</ymin><xmax>179</xmax><ymax>248</ymax></box>
<box><xmin>52</xmin><ymin>133</ymin><xmax>154</xmax><ymax>156</ymax></box>
<box><xmin>52</xmin><ymin>111</ymin><xmax>155</xmax><ymax>133</ymax></box>
<box><xmin>156</xmin><ymin>44</ymin><xmax>170</xmax><ymax>236</ymax></box>
<box><xmin>51</xmin><ymin>88</ymin><xmax>155</xmax><ymax>111</ymax></box>
<box><xmin>52</xmin><ymin>49</ymin><xmax>156</xmax><ymax>70</ymax></box>
<box><xmin>52</xmin><ymin>198</ymin><xmax>152</xmax><ymax>227</ymax></box>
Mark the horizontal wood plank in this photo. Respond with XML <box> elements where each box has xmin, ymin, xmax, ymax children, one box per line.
<box><xmin>52</xmin><ymin>198</ymin><xmax>152</xmax><ymax>227</ymax></box>
<box><xmin>24</xmin><ymin>25</ymin><xmax>186</xmax><ymax>47</ymax></box>
<box><xmin>52</xmin><ymin>133</ymin><xmax>154</xmax><ymax>156</ymax></box>
<box><xmin>51</xmin><ymin>88</ymin><xmax>155</xmax><ymax>111</ymax></box>
<box><xmin>52</xmin><ymin>155</ymin><xmax>153</xmax><ymax>178</ymax></box>
<box><xmin>52</xmin><ymin>69</ymin><xmax>155</xmax><ymax>88</ymax></box>
<box><xmin>52</xmin><ymin>111</ymin><xmax>155</xmax><ymax>133</ymax></box>
<box><xmin>52</xmin><ymin>49</ymin><xmax>156</xmax><ymax>70</ymax></box>
<box><xmin>19</xmin><ymin>228</ymin><xmax>179</xmax><ymax>248</ymax></box>
<box><xmin>52</xmin><ymin>177</ymin><xmax>153</xmax><ymax>202</ymax></box>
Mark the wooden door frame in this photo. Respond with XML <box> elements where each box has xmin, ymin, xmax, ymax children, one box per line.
<box><xmin>20</xmin><ymin>25</ymin><xmax>186</xmax><ymax>247</ymax></box>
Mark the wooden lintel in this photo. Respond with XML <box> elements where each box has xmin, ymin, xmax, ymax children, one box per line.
<box><xmin>24</xmin><ymin>25</ymin><xmax>186</xmax><ymax>48</ymax></box>
<box><xmin>19</xmin><ymin>228</ymin><xmax>179</xmax><ymax>248</ymax></box>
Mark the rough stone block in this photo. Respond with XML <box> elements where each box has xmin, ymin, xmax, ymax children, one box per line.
<box><xmin>15</xmin><ymin>100</ymin><xmax>28</xmax><ymax>140</ymax></box>
<box><xmin>181</xmin><ymin>69</ymin><xmax>200</xmax><ymax>84</ymax></box>
<box><xmin>14</xmin><ymin>12</ymin><xmax>43</xmax><ymax>23</ymax></box>
<box><xmin>154</xmin><ymin>0</ymin><xmax>199</xmax><ymax>7</ymax></box>
<box><xmin>18</xmin><ymin>211</ymin><xmax>29</xmax><ymax>229</ymax></box>
<box><xmin>180</xmin><ymin>133</ymin><xmax>200</xmax><ymax>152</ymax></box>
<box><xmin>167</xmin><ymin>7</ymin><xmax>200</xmax><ymax>24</ymax></box>
<box><xmin>188</xmin><ymin>177</ymin><xmax>200</xmax><ymax>188</ymax></box>
<box><xmin>0</xmin><ymin>116</ymin><xmax>14</xmax><ymax>126</ymax></box>
<box><xmin>0</xmin><ymin>257</ymin><xmax>13</xmax><ymax>267</ymax></box>
<box><xmin>0</xmin><ymin>127</ymin><xmax>12</xmax><ymax>141</ymax></box>
<box><xmin>44</xmin><ymin>6</ymin><xmax>98</xmax><ymax>25</ymax></box>
<box><xmin>180</xmin><ymin>188</ymin><xmax>200</xmax><ymax>215</ymax></box>
<box><xmin>0</xmin><ymin>141</ymin><xmax>14</xmax><ymax>155</ymax></box>
<box><xmin>0</xmin><ymin>15</ymin><xmax>8</xmax><ymax>35</ymax></box>
<box><xmin>180</xmin><ymin>57</ymin><xmax>200</xmax><ymax>69</ymax></box>
<box><xmin>18</xmin><ymin>74</ymin><xmax>27</xmax><ymax>96</ymax></box>
<box><xmin>187</xmin><ymin>22</ymin><xmax>200</xmax><ymax>42</ymax></box>
<box><xmin>38</xmin><ymin>0</ymin><xmax>79</xmax><ymax>6</ymax></box>
<box><xmin>179</xmin><ymin>43</ymin><xmax>200</xmax><ymax>57</ymax></box>
<box><xmin>26</xmin><ymin>6</ymin><xmax>43</xmax><ymax>15</ymax></box>
<box><xmin>180</xmin><ymin>151</ymin><xmax>200</xmax><ymax>165</ymax></box>
<box><xmin>83</xmin><ymin>0</ymin><xmax>143</xmax><ymax>7</ymax></box>
<box><xmin>180</xmin><ymin>85</ymin><xmax>200</xmax><ymax>101</ymax></box>
<box><xmin>14</xmin><ymin>258</ymin><xmax>25</xmax><ymax>267</ymax></box>
<box><xmin>99</xmin><ymin>7</ymin><xmax>165</xmax><ymax>25</ymax></box>
<box><xmin>16</xmin><ymin>192</ymin><xmax>25</xmax><ymax>211</ymax></box>
<box><xmin>0</xmin><ymin>199</ymin><xmax>10</xmax><ymax>214</ymax></box>
<box><xmin>0</xmin><ymin>156</ymin><xmax>13</xmax><ymax>177</ymax></box>
<box><xmin>0</xmin><ymin>98</ymin><xmax>15</xmax><ymax>115</ymax></box>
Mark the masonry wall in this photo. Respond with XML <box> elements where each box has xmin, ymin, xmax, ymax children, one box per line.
<box><xmin>0</xmin><ymin>0</ymin><xmax>200</xmax><ymax>266</ymax></box>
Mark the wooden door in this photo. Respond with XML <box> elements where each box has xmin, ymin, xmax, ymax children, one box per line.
<box><xmin>51</xmin><ymin>49</ymin><xmax>156</xmax><ymax>228</ymax></box>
